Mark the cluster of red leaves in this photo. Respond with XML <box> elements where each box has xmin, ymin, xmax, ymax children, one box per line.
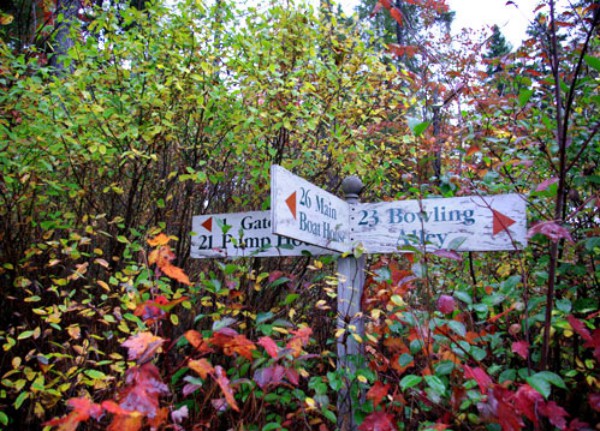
<box><xmin>45</xmin><ymin>332</ymin><xmax>171</xmax><ymax>431</ymax></box>
<box><xmin>134</xmin><ymin>295</ymin><xmax>188</xmax><ymax>325</ymax></box>
<box><xmin>465</xmin><ymin>366</ymin><xmax>579</xmax><ymax>431</ymax></box>
<box><xmin>183</xmin><ymin>326</ymin><xmax>313</xmax><ymax>412</ymax></box>
<box><xmin>148</xmin><ymin>234</ymin><xmax>191</xmax><ymax>285</ymax></box>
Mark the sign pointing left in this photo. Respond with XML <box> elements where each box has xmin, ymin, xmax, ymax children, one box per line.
<box><xmin>286</xmin><ymin>191</ymin><xmax>297</xmax><ymax>219</ymax></box>
<box><xmin>271</xmin><ymin>165</ymin><xmax>351</xmax><ymax>253</ymax></box>
<box><xmin>201</xmin><ymin>217</ymin><xmax>213</xmax><ymax>232</ymax></box>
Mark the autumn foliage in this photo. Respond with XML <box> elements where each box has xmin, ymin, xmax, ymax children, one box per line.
<box><xmin>1</xmin><ymin>0</ymin><xmax>599</xmax><ymax>429</ymax></box>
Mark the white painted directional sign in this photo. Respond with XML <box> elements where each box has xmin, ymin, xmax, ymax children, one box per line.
<box><xmin>191</xmin><ymin>211</ymin><xmax>330</xmax><ymax>259</ymax></box>
<box><xmin>351</xmin><ymin>194</ymin><xmax>526</xmax><ymax>253</ymax></box>
<box><xmin>271</xmin><ymin>165</ymin><xmax>351</xmax><ymax>253</ymax></box>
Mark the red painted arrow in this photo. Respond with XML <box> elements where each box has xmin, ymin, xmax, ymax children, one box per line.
<box><xmin>285</xmin><ymin>191</ymin><xmax>297</xmax><ymax>220</ymax></box>
<box><xmin>492</xmin><ymin>209</ymin><xmax>516</xmax><ymax>236</ymax></box>
<box><xmin>201</xmin><ymin>217</ymin><xmax>213</xmax><ymax>232</ymax></box>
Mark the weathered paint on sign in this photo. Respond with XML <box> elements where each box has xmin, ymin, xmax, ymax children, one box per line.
<box><xmin>191</xmin><ymin>211</ymin><xmax>330</xmax><ymax>258</ymax></box>
<box><xmin>271</xmin><ymin>165</ymin><xmax>351</xmax><ymax>253</ymax></box>
<box><xmin>351</xmin><ymin>194</ymin><xmax>527</xmax><ymax>253</ymax></box>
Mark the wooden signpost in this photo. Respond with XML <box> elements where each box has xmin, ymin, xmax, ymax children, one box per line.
<box><xmin>352</xmin><ymin>194</ymin><xmax>527</xmax><ymax>253</ymax></box>
<box><xmin>271</xmin><ymin>165</ymin><xmax>352</xmax><ymax>253</ymax></box>
<box><xmin>191</xmin><ymin>211</ymin><xmax>329</xmax><ymax>258</ymax></box>
<box><xmin>193</xmin><ymin>164</ymin><xmax>528</xmax><ymax>430</ymax></box>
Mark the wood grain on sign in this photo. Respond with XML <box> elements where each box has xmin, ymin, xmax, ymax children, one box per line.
<box><xmin>191</xmin><ymin>211</ymin><xmax>330</xmax><ymax>259</ymax></box>
<box><xmin>352</xmin><ymin>194</ymin><xmax>526</xmax><ymax>253</ymax></box>
<box><xmin>271</xmin><ymin>165</ymin><xmax>351</xmax><ymax>253</ymax></box>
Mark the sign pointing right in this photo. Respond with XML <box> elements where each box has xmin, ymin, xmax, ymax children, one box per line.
<box><xmin>492</xmin><ymin>209</ymin><xmax>516</xmax><ymax>236</ymax></box>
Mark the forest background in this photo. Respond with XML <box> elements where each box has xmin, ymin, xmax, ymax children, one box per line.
<box><xmin>0</xmin><ymin>0</ymin><xmax>599</xmax><ymax>429</ymax></box>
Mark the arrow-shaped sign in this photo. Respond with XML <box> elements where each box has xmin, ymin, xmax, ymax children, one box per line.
<box><xmin>201</xmin><ymin>217</ymin><xmax>213</xmax><ymax>232</ymax></box>
<box><xmin>285</xmin><ymin>192</ymin><xmax>297</xmax><ymax>220</ymax></box>
<box><xmin>492</xmin><ymin>209</ymin><xmax>516</xmax><ymax>236</ymax></box>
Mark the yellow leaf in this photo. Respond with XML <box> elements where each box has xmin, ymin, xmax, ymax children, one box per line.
<box><xmin>357</xmin><ymin>375</ymin><xmax>368</xmax><ymax>383</ymax></box>
<box><xmin>97</xmin><ymin>280</ymin><xmax>110</xmax><ymax>292</ymax></box>
<box><xmin>147</xmin><ymin>233</ymin><xmax>170</xmax><ymax>247</ymax></box>
<box><xmin>305</xmin><ymin>397</ymin><xmax>316</xmax><ymax>409</ymax></box>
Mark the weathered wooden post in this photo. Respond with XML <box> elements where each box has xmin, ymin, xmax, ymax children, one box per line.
<box><xmin>337</xmin><ymin>175</ymin><xmax>365</xmax><ymax>431</ymax></box>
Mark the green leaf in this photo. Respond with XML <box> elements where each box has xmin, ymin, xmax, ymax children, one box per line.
<box><xmin>448</xmin><ymin>320</ymin><xmax>466</xmax><ymax>337</ymax></box>
<box><xmin>584</xmin><ymin>55</ymin><xmax>600</xmax><ymax>72</ymax></box>
<box><xmin>526</xmin><ymin>371</ymin><xmax>566</xmax><ymax>399</ymax></box>
<box><xmin>14</xmin><ymin>392</ymin><xmax>28</xmax><ymax>409</ymax></box>
<box><xmin>453</xmin><ymin>290</ymin><xmax>472</xmax><ymax>305</ymax></box>
<box><xmin>0</xmin><ymin>411</ymin><xmax>8</xmax><ymax>426</ymax></box>
<box><xmin>84</xmin><ymin>369</ymin><xmax>107</xmax><ymax>380</ymax></box>
<box><xmin>424</xmin><ymin>375</ymin><xmax>446</xmax><ymax>395</ymax></box>
<box><xmin>17</xmin><ymin>330</ymin><xmax>34</xmax><ymax>340</ymax></box>
<box><xmin>434</xmin><ymin>360</ymin><xmax>455</xmax><ymax>376</ymax></box>
<box><xmin>526</xmin><ymin>374</ymin><xmax>551</xmax><ymax>398</ymax></box>
<box><xmin>518</xmin><ymin>89</ymin><xmax>533</xmax><ymax>107</ymax></box>
<box><xmin>398</xmin><ymin>353</ymin><xmax>413</xmax><ymax>367</ymax></box>
<box><xmin>400</xmin><ymin>374</ymin><xmax>422</xmax><ymax>391</ymax></box>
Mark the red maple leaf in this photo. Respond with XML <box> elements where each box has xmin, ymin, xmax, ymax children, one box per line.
<box><xmin>358</xmin><ymin>410</ymin><xmax>397</xmax><ymax>431</ymax></box>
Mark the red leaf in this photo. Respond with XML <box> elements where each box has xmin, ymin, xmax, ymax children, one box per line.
<box><xmin>568</xmin><ymin>419</ymin><xmax>592</xmax><ymax>430</ymax></box>
<box><xmin>258</xmin><ymin>336</ymin><xmax>280</xmax><ymax>359</ymax></box>
<box><xmin>527</xmin><ymin>221</ymin><xmax>574</xmax><ymax>243</ymax></box>
<box><xmin>515</xmin><ymin>384</ymin><xmax>544</xmax><ymax>425</ymax></box>
<box><xmin>366</xmin><ymin>381</ymin><xmax>390</xmax><ymax>407</ymax></box>
<box><xmin>121</xmin><ymin>332</ymin><xmax>165</xmax><ymax>363</ymax></box>
<box><xmin>358</xmin><ymin>410</ymin><xmax>397</xmax><ymax>431</ymax></box>
<box><xmin>567</xmin><ymin>315</ymin><xmax>592</xmax><ymax>342</ymax></box>
<box><xmin>286</xmin><ymin>327</ymin><xmax>312</xmax><ymax>357</ymax></box>
<box><xmin>117</xmin><ymin>363</ymin><xmax>169</xmax><ymax>419</ymax></box>
<box><xmin>535</xmin><ymin>177</ymin><xmax>558</xmax><ymax>192</ymax></box>
<box><xmin>436</xmin><ymin>294</ymin><xmax>456</xmax><ymax>314</ymax></box>
<box><xmin>44</xmin><ymin>397</ymin><xmax>102</xmax><ymax>431</ymax></box>
<box><xmin>432</xmin><ymin>249</ymin><xmax>462</xmax><ymax>261</ymax></box>
<box><xmin>511</xmin><ymin>340</ymin><xmax>529</xmax><ymax>360</ymax></box>
<box><xmin>370</xmin><ymin>2</ymin><xmax>383</xmax><ymax>17</ymax></box>
<box><xmin>379</xmin><ymin>0</ymin><xmax>391</xmax><ymax>9</ymax></box>
<box><xmin>464</xmin><ymin>365</ymin><xmax>492</xmax><ymax>394</ymax></box>
<box><xmin>589</xmin><ymin>393</ymin><xmax>600</xmax><ymax>412</ymax></box>
<box><xmin>214</xmin><ymin>365</ymin><xmax>239</xmax><ymax>412</ymax></box>
<box><xmin>539</xmin><ymin>400</ymin><xmax>569</xmax><ymax>430</ymax></box>
<box><xmin>390</xmin><ymin>7</ymin><xmax>403</xmax><ymax>25</ymax></box>
<box><xmin>254</xmin><ymin>365</ymin><xmax>286</xmax><ymax>389</ymax></box>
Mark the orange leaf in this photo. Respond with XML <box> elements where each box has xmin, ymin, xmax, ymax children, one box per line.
<box><xmin>147</xmin><ymin>233</ymin><xmax>170</xmax><ymax>247</ymax></box>
<box><xmin>160</xmin><ymin>262</ymin><xmax>191</xmax><ymax>285</ymax></box>
<box><xmin>214</xmin><ymin>365</ymin><xmax>239</xmax><ymax>412</ymax></box>
<box><xmin>370</xmin><ymin>2</ymin><xmax>383</xmax><ymax>17</ymax></box>
<box><xmin>44</xmin><ymin>397</ymin><xmax>102</xmax><ymax>431</ymax></box>
<box><xmin>184</xmin><ymin>330</ymin><xmax>207</xmax><ymax>350</ymax></box>
<box><xmin>466</xmin><ymin>145</ymin><xmax>480</xmax><ymax>157</ymax></box>
<box><xmin>121</xmin><ymin>332</ymin><xmax>165</xmax><ymax>362</ymax></box>
<box><xmin>390</xmin><ymin>7</ymin><xmax>403</xmax><ymax>25</ymax></box>
<box><xmin>188</xmin><ymin>358</ymin><xmax>215</xmax><ymax>379</ymax></box>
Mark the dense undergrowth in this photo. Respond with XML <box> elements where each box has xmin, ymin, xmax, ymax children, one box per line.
<box><xmin>1</xmin><ymin>0</ymin><xmax>599</xmax><ymax>429</ymax></box>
